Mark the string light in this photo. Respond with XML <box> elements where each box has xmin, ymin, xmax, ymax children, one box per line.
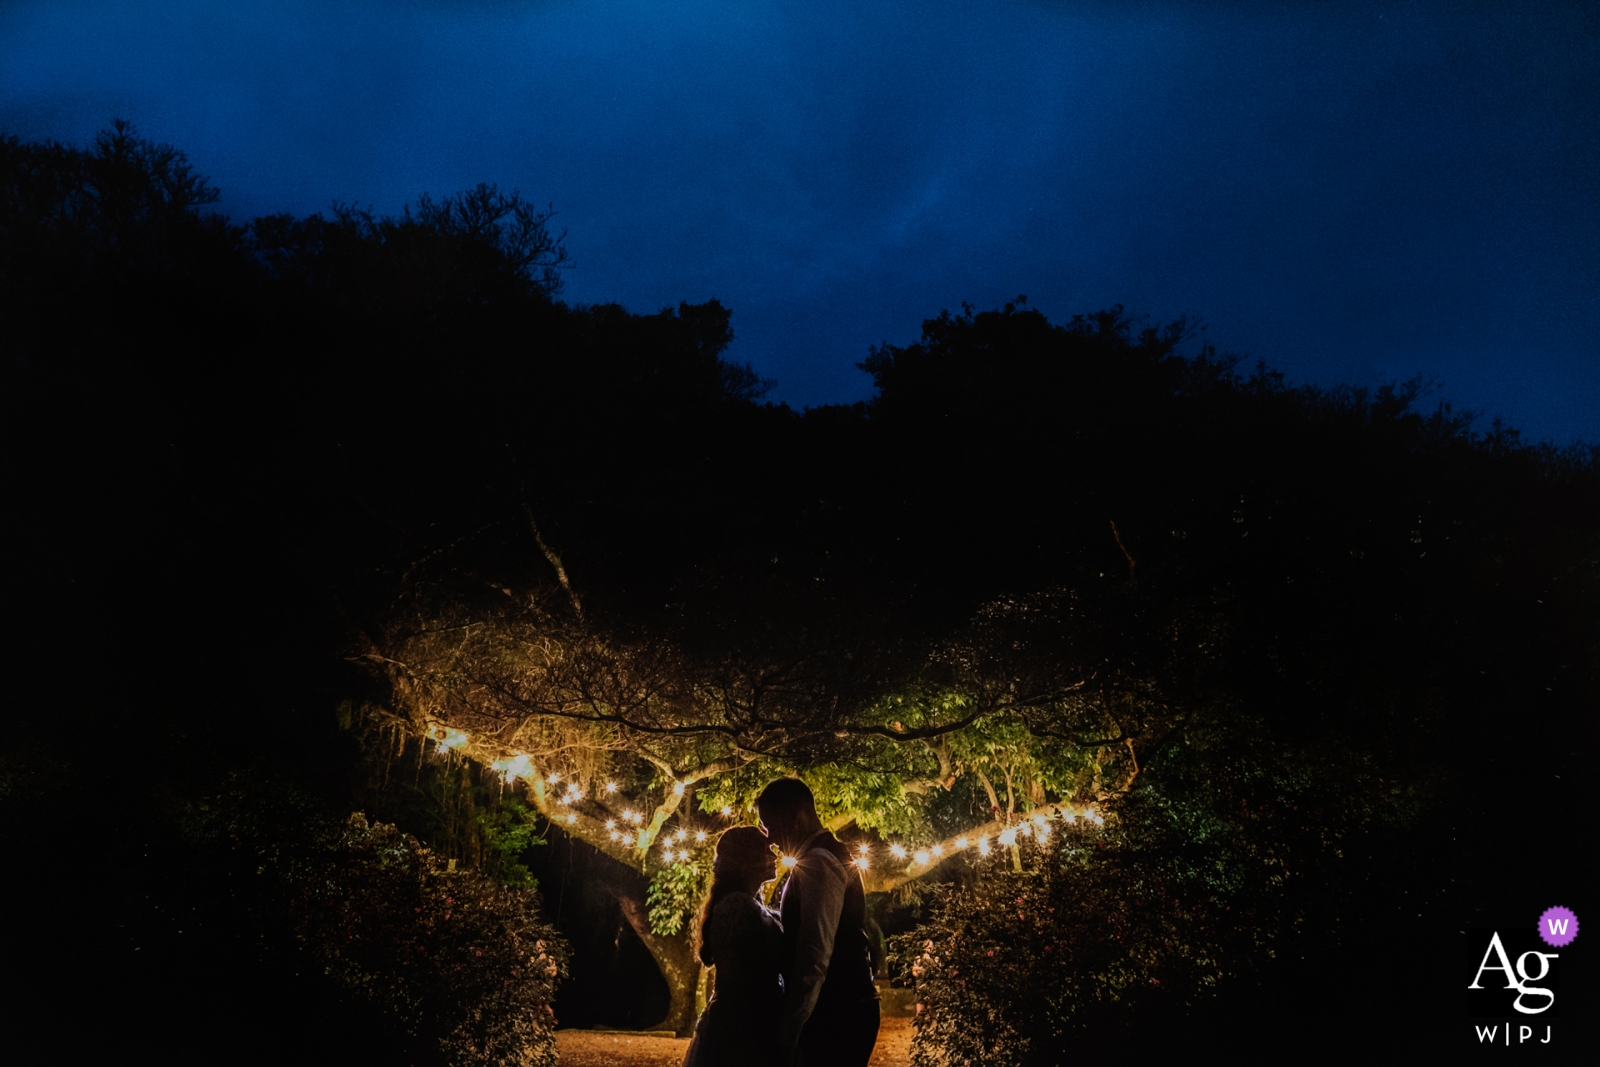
<box><xmin>780</xmin><ymin>856</ymin><xmax>797</xmax><ymax>869</ymax></box>
<box><xmin>565</xmin><ymin>813</ymin><xmax>577</xmax><ymax>824</ymax></box>
<box><xmin>913</xmin><ymin>850</ymin><xmax>931</xmax><ymax>865</ymax></box>
<box><xmin>1037</xmin><ymin>824</ymin><xmax>1050</xmax><ymax>842</ymax></box>
<box><xmin>546</xmin><ymin>772</ymin><xmax>560</xmax><ymax>784</ymax></box>
<box><xmin>1090</xmin><ymin>812</ymin><xmax>1104</xmax><ymax>826</ymax></box>
<box><xmin>853</xmin><ymin>857</ymin><xmax>869</xmax><ymax>871</ymax></box>
<box><xmin>605</xmin><ymin>781</ymin><xmax>618</xmax><ymax>794</ymax></box>
<box><xmin>605</xmin><ymin>819</ymin><xmax>616</xmax><ymax>830</ymax></box>
<box><xmin>889</xmin><ymin>844</ymin><xmax>907</xmax><ymax>859</ymax></box>
<box><xmin>978</xmin><ymin>835</ymin><xmax>991</xmax><ymax>856</ymax></box>
<box><xmin>672</xmin><ymin>782</ymin><xmax>685</xmax><ymax>796</ymax></box>
<box><xmin>858</xmin><ymin>844</ymin><xmax>870</xmax><ymax>855</ymax></box>
<box><xmin>694</xmin><ymin>831</ymin><xmax>707</xmax><ymax>843</ymax></box>
<box><xmin>954</xmin><ymin>837</ymin><xmax>968</xmax><ymax>850</ymax></box>
<box><xmin>931</xmin><ymin>844</ymin><xmax>944</xmax><ymax>857</ymax></box>
<box><xmin>490</xmin><ymin>754</ymin><xmax>533</xmax><ymax>783</ymax></box>
<box><xmin>609</xmin><ymin>831</ymin><xmax>621</xmax><ymax>841</ymax></box>
<box><xmin>998</xmin><ymin>828</ymin><xmax>1017</xmax><ymax>846</ymax></box>
<box><xmin>720</xmin><ymin>806</ymin><xmax>732</xmax><ymax>816</ymax></box>
<box><xmin>674</xmin><ymin>829</ymin><xmax>687</xmax><ymax>843</ymax></box>
<box><xmin>436</xmin><ymin>727</ymin><xmax>468</xmax><ymax>751</ymax></box>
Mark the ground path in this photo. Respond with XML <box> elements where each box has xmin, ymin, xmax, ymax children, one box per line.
<box><xmin>554</xmin><ymin>1016</ymin><xmax>913</xmax><ymax>1066</ymax></box>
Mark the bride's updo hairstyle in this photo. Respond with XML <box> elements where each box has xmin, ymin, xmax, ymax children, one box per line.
<box><xmin>696</xmin><ymin>826</ymin><xmax>776</xmax><ymax>965</ymax></box>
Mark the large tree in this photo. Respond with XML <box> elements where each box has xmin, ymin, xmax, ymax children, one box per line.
<box><xmin>358</xmin><ymin>559</ymin><xmax>1189</xmax><ymax>1033</ymax></box>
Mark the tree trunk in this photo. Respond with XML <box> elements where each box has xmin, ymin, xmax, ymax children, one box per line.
<box><xmin>614</xmin><ymin>890</ymin><xmax>700</xmax><ymax>1037</ymax></box>
<box><xmin>592</xmin><ymin>851</ymin><xmax>701</xmax><ymax>1037</ymax></box>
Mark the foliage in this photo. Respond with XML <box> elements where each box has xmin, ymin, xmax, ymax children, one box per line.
<box><xmin>285</xmin><ymin>813</ymin><xmax>567</xmax><ymax>1067</ymax></box>
<box><xmin>893</xmin><ymin>712</ymin><xmax>1417</xmax><ymax>1066</ymax></box>
<box><xmin>646</xmin><ymin>857</ymin><xmax>712</xmax><ymax>937</ymax></box>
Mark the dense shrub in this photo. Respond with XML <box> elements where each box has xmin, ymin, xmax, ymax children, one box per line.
<box><xmin>893</xmin><ymin>713</ymin><xmax>1416</xmax><ymax>1066</ymax></box>
<box><xmin>188</xmin><ymin>786</ymin><xmax>569</xmax><ymax>1067</ymax></box>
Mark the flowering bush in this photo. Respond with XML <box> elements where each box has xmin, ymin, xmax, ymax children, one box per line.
<box><xmin>286</xmin><ymin>813</ymin><xmax>568</xmax><ymax>1067</ymax></box>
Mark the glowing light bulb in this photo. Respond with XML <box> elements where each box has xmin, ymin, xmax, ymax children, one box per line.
<box><xmin>674</xmin><ymin>829</ymin><xmax>687</xmax><ymax>842</ymax></box>
<box><xmin>998</xmin><ymin>828</ymin><xmax>1017</xmax><ymax>846</ymax></box>
<box><xmin>624</xmin><ymin>811</ymin><xmax>637</xmax><ymax>823</ymax></box>
<box><xmin>780</xmin><ymin>856</ymin><xmax>797</xmax><ymax>869</ymax></box>
<box><xmin>977</xmin><ymin>835</ymin><xmax>991</xmax><ymax>856</ymax></box>
<box><xmin>565</xmin><ymin>813</ymin><xmax>576</xmax><ymax>824</ymax></box>
<box><xmin>547</xmin><ymin>772</ymin><xmax>560</xmax><ymax>784</ymax></box>
<box><xmin>605</xmin><ymin>819</ymin><xmax>616</xmax><ymax>830</ymax></box>
<box><xmin>858</xmin><ymin>844</ymin><xmax>869</xmax><ymax>854</ymax></box>
<box><xmin>609</xmin><ymin>831</ymin><xmax>620</xmax><ymax>841</ymax></box>
<box><xmin>695</xmin><ymin>831</ymin><xmax>707</xmax><ymax>843</ymax></box>
<box><xmin>853</xmin><ymin>857</ymin><xmax>869</xmax><ymax>871</ymax></box>
<box><xmin>931</xmin><ymin>844</ymin><xmax>944</xmax><ymax>857</ymax></box>
<box><xmin>1037</xmin><ymin>825</ymin><xmax>1050</xmax><ymax>841</ymax></box>
<box><xmin>913</xmin><ymin>850</ymin><xmax>931</xmax><ymax>865</ymax></box>
<box><xmin>954</xmin><ymin>837</ymin><xmax>968</xmax><ymax>849</ymax></box>
<box><xmin>1090</xmin><ymin>814</ymin><xmax>1104</xmax><ymax>826</ymax></box>
<box><xmin>568</xmin><ymin>789</ymin><xmax>583</xmax><ymax>802</ymax></box>
<box><xmin>605</xmin><ymin>781</ymin><xmax>617</xmax><ymax>794</ymax></box>
<box><xmin>889</xmin><ymin>844</ymin><xmax>907</xmax><ymax>859</ymax></box>
<box><xmin>720</xmin><ymin>806</ymin><xmax>732</xmax><ymax>816</ymax></box>
<box><xmin>672</xmin><ymin>781</ymin><xmax>685</xmax><ymax>796</ymax></box>
<box><xmin>1062</xmin><ymin>811</ymin><xmax>1077</xmax><ymax>824</ymax></box>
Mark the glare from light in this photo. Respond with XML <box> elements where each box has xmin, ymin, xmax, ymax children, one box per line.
<box><xmin>780</xmin><ymin>856</ymin><xmax>797</xmax><ymax>868</ymax></box>
<box><xmin>605</xmin><ymin>781</ymin><xmax>618</xmax><ymax>794</ymax></box>
<box><xmin>913</xmin><ymin>850</ymin><xmax>931</xmax><ymax>865</ymax></box>
<box><xmin>931</xmin><ymin>844</ymin><xmax>944</xmax><ymax>857</ymax></box>
<box><xmin>695</xmin><ymin>831</ymin><xmax>707</xmax><ymax>843</ymax></box>
<box><xmin>954</xmin><ymin>837</ymin><xmax>968</xmax><ymax>849</ymax></box>
<box><xmin>672</xmin><ymin>781</ymin><xmax>685</xmax><ymax>796</ymax></box>
<box><xmin>998</xmin><ymin>828</ymin><xmax>1017</xmax><ymax>846</ymax></box>
<box><xmin>978</xmin><ymin>835</ymin><xmax>991</xmax><ymax>856</ymax></box>
<box><xmin>565</xmin><ymin>813</ymin><xmax>576</xmax><ymax>824</ymax></box>
<box><xmin>720</xmin><ymin>806</ymin><xmax>732</xmax><ymax>816</ymax></box>
<box><xmin>859</xmin><ymin>844</ymin><xmax>870</xmax><ymax>854</ymax></box>
<box><xmin>853</xmin><ymin>857</ymin><xmax>869</xmax><ymax>870</ymax></box>
<box><xmin>889</xmin><ymin>844</ymin><xmax>907</xmax><ymax>859</ymax></box>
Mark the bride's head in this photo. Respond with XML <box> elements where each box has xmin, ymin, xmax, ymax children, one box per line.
<box><xmin>711</xmin><ymin>826</ymin><xmax>776</xmax><ymax>893</ymax></box>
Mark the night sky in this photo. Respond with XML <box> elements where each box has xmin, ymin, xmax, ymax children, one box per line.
<box><xmin>3</xmin><ymin>1</ymin><xmax>1595</xmax><ymax>442</ymax></box>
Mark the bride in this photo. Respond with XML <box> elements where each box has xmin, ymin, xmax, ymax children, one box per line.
<box><xmin>682</xmin><ymin>827</ymin><xmax>783</xmax><ymax>1067</ymax></box>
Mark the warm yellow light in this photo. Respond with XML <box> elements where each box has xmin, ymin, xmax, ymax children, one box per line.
<box><xmin>913</xmin><ymin>850</ymin><xmax>931</xmax><ymax>865</ymax></box>
<box><xmin>605</xmin><ymin>819</ymin><xmax>616</xmax><ymax>830</ymax></box>
<box><xmin>931</xmin><ymin>844</ymin><xmax>944</xmax><ymax>857</ymax></box>
<box><xmin>674</xmin><ymin>829</ymin><xmax>687</xmax><ymax>842</ymax></box>
<box><xmin>605</xmin><ymin>781</ymin><xmax>618</xmax><ymax>794</ymax></box>
<box><xmin>672</xmin><ymin>781</ymin><xmax>685</xmax><ymax>796</ymax></box>
<box><xmin>1037</xmin><ymin>825</ymin><xmax>1050</xmax><ymax>841</ymax></box>
<box><xmin>437</xmin><ymin>727</ymin><xmax>468</xmax><ymax>750</ymax></box>
<box><xmin>1090</xmin><ymin>813</ymin><xmax>1104</xmax><ymax>826</ymax></box>
<box><xmin>998</xmin><ymin>828</ymin><xmax>1017</xmax><ymax>846</ymax></box>
<box><xmin>954</xmin><ymin>837</ymin><xmax>968</xmax><ymax>849</ymax></box>
<box><xmin>780</xmin><ymin>856</ymin><xmax>797</xmax><ymax>869</ymax></box>
<box><xmin>720</xmin><ymin>805</ymin><xmax>732</xmax><ymax>816</ymax></box>
<box><xmin>546</xmin><ymin>772</ymin><xmax>560</xmax><ymax>784</ymax></box>
<box><xmin>977</xmin><ymin>835</ymin><xmax>991</xmax><ymax>856</ymax></box>
<box><xmin>889</xmin><ymin>844</ymin><xmax>907</xmax><ymax>859</ymax></box>
<box><xmin>609</xmin><ymin>831</ymin><xmax>620</xmax><ymax>841</ymax></box>
<box><xmin>565</xmin><ymin>813</ymin><xmax>577</xmax><ymax>824</ymax></box>
<box><xmin>624</xmin><ymin>810</ymin><xmax>637</xmax><ymax>823</ymax></box>
<box><xmin>858</xmin><ymin>843</ymin><xmax>870</xmax><ymax>854</ymax></box>
<box><xmin>695</xmin><ymin>831</ymin><xmax>707</xmax><ymax>843</ymax></box>
<box><xmin>1062</xmin><ymin>811</ymin><xmax>1077</xmax><ymax>824</ymax></box>
<box><xmin>853</xmin><ymin>857</ymin><xmax>869</xmax><ymax>870</ymax></box>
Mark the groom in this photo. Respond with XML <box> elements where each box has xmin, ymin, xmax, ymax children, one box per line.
<box><xmin>756</xmin><ymin>778</ymin><xmax>880</xmax><ymax>1067</ymax></box>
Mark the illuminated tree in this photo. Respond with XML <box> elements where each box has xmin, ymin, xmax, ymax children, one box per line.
<box><xmin>359</xmin><ymin>572</ymin><xmax>1186</xmax><ymax>1034</ymax></box>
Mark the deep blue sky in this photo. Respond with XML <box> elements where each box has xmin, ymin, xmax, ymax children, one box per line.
<box><xmin>3</xmin><ymin>1</ymin><xmax>1596</xmax><ymax>442</ymax></box>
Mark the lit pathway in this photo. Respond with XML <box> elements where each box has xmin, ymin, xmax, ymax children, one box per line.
<box><xmin>555</xmin><ymin>1016</ymin><xmax>913</xmax><ymax>1066</ymax></box>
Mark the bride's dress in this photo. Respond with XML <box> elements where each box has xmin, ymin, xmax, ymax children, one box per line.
<box><xmin>683</xmin><ymin>890</ymin><xmax>784</xmax><ymax>1066</ymax></box>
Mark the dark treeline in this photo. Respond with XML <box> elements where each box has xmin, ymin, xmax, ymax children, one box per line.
<box><xmin>2</xmin><ymin>125</ymin><xmax>1594</xmax><ymax>1061</ymax></box>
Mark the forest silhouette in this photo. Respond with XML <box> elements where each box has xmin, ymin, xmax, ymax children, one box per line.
<box><xmin>2</xmin><ymin>125</ymin><xmax>1593</xmax><ymax>1063</ymax></box>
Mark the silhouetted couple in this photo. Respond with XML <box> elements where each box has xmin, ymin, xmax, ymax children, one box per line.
<box><xmin>683</xmin><ymin>778</ymin><xmax>880</xmax><ymax>1067</ymax></box>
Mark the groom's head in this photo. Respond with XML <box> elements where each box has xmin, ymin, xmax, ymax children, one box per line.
<box><xmin>755</xmin><ymin>777</ymin><xmax>823</xmax><ymax>852</ymax></box>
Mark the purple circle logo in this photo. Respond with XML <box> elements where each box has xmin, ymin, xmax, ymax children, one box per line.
<box><xmin>1538</xmin><ymin>906</ymin><xmax>1578</xmax><ymax>948</ymax></box>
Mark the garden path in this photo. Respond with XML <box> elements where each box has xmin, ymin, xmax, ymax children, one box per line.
<box><xmin>554</xmin><ymin>1016</ymin><xmax>913</xmax><ymax>1066</ymax></box>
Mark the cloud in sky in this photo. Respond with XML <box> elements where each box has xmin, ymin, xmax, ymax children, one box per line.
<box><xmin>3</xmin><ymin>0</ymin><xmax>1595</xmax><ymax>440</ymax></box>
